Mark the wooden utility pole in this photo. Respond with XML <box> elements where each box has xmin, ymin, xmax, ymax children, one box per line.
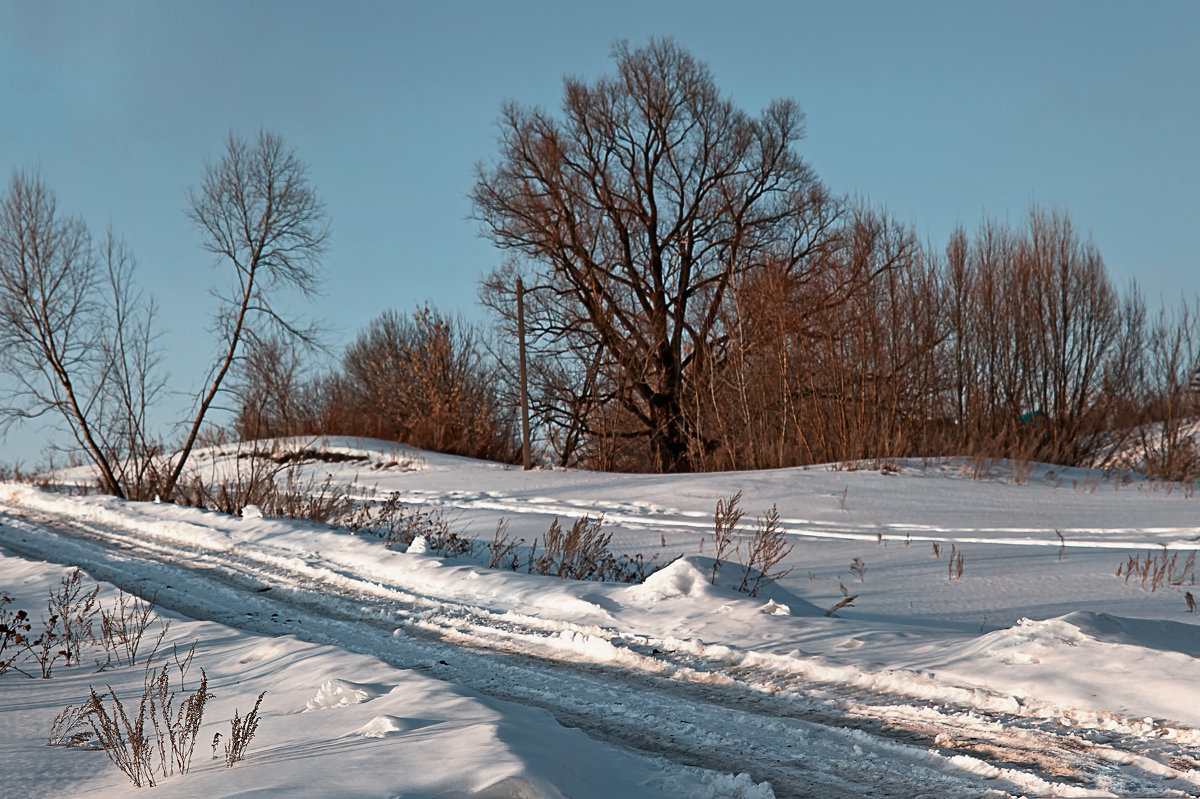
<box><xmin>516</xmin><ymin>277</ymin><xmax>531</xmax><ymax>470</ymax></box>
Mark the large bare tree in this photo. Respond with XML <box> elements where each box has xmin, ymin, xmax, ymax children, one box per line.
<box><xmin>160</xmin><ymin>130</ymin><xmax>327</xmax><ymax>499</ymax></box>
<box><xmin>0</xmin><ymin>173</ymin><xmax>163</xmax><ymax>497</ymax></box>
<box><xmin>474</xmin><ymin>39</ymin><xmax>837</xmax><ymax>472</ymax></box>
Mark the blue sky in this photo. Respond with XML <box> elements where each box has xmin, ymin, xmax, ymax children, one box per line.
<box><xmin>0</xmin><ymin>0</ymin><xmax>1197</xmax><ymax>464</ymax></box>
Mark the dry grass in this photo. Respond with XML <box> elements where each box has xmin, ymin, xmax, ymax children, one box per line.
<box><xmin>1117</xmin><ymin>548</ymin><xmax>1196</xmax><ymax>592</ymax></box>
<box><xmin>947</xmin><ymin>544</ymin><xmax>964</xmax><ymax>580</ymax></box>
<box><xmin>526</xmin><ymin>516</ymin><xmax>657</xmax><ymax>583</ymax></box>
<box><xmin>486</xmin><ymin>519</ymin><xmax>523</xmax><ymax>570</ymax></box>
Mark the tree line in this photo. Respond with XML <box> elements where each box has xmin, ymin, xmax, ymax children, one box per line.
<box><xmin>3</xmin><ymin>39</ymin><xmax>1198</xmax><ymax>495</ymax></box>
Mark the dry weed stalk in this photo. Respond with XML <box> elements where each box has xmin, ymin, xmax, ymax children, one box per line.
<box><xmin>947</xmin><ymin>544</ymin><xmax>964</xmax><ymax>580</ymax></box>
<box><xmin>1117</xmin><ymin>548</ymin><xmax>1196</xmax><ymax>592</ymax></box>
<box><xmin>100</xmin><ymin>590</ymin><xmax>169</xmax><ymax>667</ymax></box>
<box><xmin>711</xmin><ymin>491</ymin><xmax>744</xmax><ymax>584</ymax></box>
<box><xmin>825</xmin><ymin>595</ymin><xmax>858</xmax><ymax>617</ymax></box>
<box><xmin>224</xmin><ymin>691</ymin><xmax>265</xmax><ymax>766</ymax></box>
<box><xmin>486</xmin><ymin>518</ymin><xmax>523</xmax><ymax>570</ymax></box>
<box><xmin>738</xmin><ymin>504</ymin><xmax>793</xmax><ymax>597</ymax></box>
<box><xmin>49</xmin><ymin>569</ymin><xmax>100</xmax><ymax>666</ymax></box>
<box><xmin>850</xmin><ymin>556</ymin><xmax>867</xmax><ymax>582</ymax></box>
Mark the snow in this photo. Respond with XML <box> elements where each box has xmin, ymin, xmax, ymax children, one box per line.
<box><xmin>4</xmin><ymin>437</ymin><xmax>1200</xmax><ymax>797</ymax></box>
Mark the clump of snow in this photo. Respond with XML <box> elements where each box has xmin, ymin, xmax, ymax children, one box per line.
<box><xmin>353</xmin><ymin>715</ymin><xmax>432</xmax><ymax>738</ymax></box>
<box><xmin>241</xmin><ymin>504</ymin><xmax>264</xmax><ymax>519</ymax></box>
<box><xmin>305</xmin><ymin>678</ymin><xmax>393</xmax><ymax>711</ymax></box>
<box><xmin>407</xmin><ymin>535</ymin><xmax>428</xmax><ymax>554</ymax></box>
<box><xmin>759</xmin><ymin>598</ymin><xmax>790</xmax><ymax>616</ymax></box>
<box><xmin>631</xmin><ymin>556</ymin><xmax>709</xmax><ymax>601</ymax></box>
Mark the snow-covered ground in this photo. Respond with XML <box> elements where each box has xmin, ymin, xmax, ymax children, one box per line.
<box><xmin>3</xmin><ymin>437</ymin><xmax>1200</xmax><ymax>797</ymax></box>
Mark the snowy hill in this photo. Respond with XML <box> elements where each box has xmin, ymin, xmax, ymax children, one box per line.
<box><xmin>4</xmin><ymin>438</ymin><xmax>1200</xmax><ymax>797</ymax></box>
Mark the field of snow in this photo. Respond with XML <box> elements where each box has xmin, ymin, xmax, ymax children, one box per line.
<box><xmin>3</xmin><ymin>437</ymin><xmax>1200</xmax><ymax>797</ymax></box>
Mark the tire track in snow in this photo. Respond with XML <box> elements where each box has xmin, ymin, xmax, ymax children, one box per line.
<box><xmin>380</xmin><ymin>489</ymin><xmax>1200</xmax><ymax>550</ymax></box>
<box><xmin>2</xmin><ymin>502</ymin><xmax>1199</xmax><ymax>797</ymax></box>
<box><xmin>0</xmin><ymin>509</ymin><xmax>972</xmax><ymax>799</ymax></box>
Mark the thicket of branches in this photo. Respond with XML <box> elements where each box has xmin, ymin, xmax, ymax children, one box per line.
<box><xmin>233</xmin><ymin>307</ymin><xmax>519</xmax><ymax>464</ymax></box>
<box><xmin>479</xmin><ymin>195</ymin><xmax>1200</xmax><ymax>477</ymax></box>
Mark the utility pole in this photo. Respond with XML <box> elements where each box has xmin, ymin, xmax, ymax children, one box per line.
<box><xmin>516</xmin><ymin>277</ymin><xmax>531</xmax><ymax>470</ymax></box>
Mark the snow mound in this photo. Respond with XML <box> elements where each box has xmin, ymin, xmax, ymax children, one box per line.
<box><xmin>632</xmin><ymin>556</ymin><xmax>711</xmax><ymax>601</ymax></box>
<box><xmin>627</xmin><ymin>556</ymin><xmax>821</xmax><ymax>616</ymax></box>
<box><xmin>352</xmin><ymin>714</ymin><xmax>433</xmax><ymax>738</ymax></box>
<box><xmin>407</xmin><ymin>535</ymin><xmax>428</xmax><ymax>554</ymax></box>
<box><xmin>240</xmin><ymin>504</ymin><xmax>263</xmax><ymax>519</ymax></box>
<box><xmin>979</xmin><ymin>612</ymin><xmax>1200</xmax><ymax>659</ymax></box>
<box><xmin>1058</xmin><ymin>611</ymin><xmax>1200</xmax><ymax>657</ymax></box>
<box><xmin>305</xmin><ymin>678</ymin><xmax>393</xmax><ymax>711</ymax></box>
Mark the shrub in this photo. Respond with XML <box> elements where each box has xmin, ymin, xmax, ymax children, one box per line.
<box><xmin>50</xmin><ymin>570</ymin><xmax>100</xmax><ymax>666</ymax></box>
<box><xmin>0</xmin><ymin>594</ymin><xmax>32</xmax><ymax>676</ymax></box>
<box><xmin>486</xmin><ymin>519</ymin><xmax>523</xmax><ymax>570</ymax></box>
<box><xmin>737</xmin><ymin>504</ymin><xmax>794</xmax><ymax>597</ymax></box>
<box><xmin>99</xmin><ymin>590</ymin><xmax>169</xmax><ymax>668</ymax></box>
<box><xmin>77</xmin><ymin>661</ymin><xmax>214</xmax><ymax>787</ymax></box>
<box><xmin>526</xmin><ymin>516</ymin><xmax>656</xmax><ymax>583</ymax></box>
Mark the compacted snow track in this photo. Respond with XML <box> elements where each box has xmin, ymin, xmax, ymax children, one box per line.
<box><xmin>3</xmin><ymin>499</ymin><xmax>1199</xmax><ymax>799</ymax></box>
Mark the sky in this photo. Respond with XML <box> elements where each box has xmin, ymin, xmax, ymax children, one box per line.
<box><xmin>0</xmin><ymin>0</ymin><xmax>1197</xmax><ymax>465</ymax></box>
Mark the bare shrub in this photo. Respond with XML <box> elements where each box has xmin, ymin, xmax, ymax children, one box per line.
<box><xmin>80</xmin><ymin>658</ymin><xmax>215</xmax><ymax>787</ymax></box>
<box><xmin>269</xmin><ymin>468</ymin><xmax>359</xmax><ymax>525</ymax></box>
<box><xmin>366</xmin><ymin>497</ymin><xmax>473</xmax><ymax>558</ymax></box>
<box><xmin>50</xmin><ymin>569</ymin><xmax>100</xmax><ymax>666</ymax></box>
<box><xmin>83</xmin><ymin>683</ymin><xmax>157</xmax><ymax>787</ymax></box>
<box><xmin>487</xmin><ymin>518</ymin><xmax>523</xmax><ymax>570</ymax></box>
<box><xmin>0</xmin><ymin>594</ymin><xmax>31</xmax><ymax>675</ymax></box>
<box><xmin>531</xmin><ymin>516</ymin><xmax>611</xmax><ymax>580</ymax></box>
<box><xmin>176</xmin><ymin>451</ymin><xmax>284</xmax><ymax>516</ymax></box>
<box><xmin>48</xmin><ymin>702</ymin><xmax>95</xmax><ymax>748</ymax></box>
<box><xmin>527</xmin><ymin>516</ymin><xmax>655</xmax><ymax>583</ymax></box>
<box><xmin>223</xmin><ymin>691</ymin><xmax>265</xmax><ymax>766</ymax></box>
<box><xmin>738</xmin><ymin>505</ymin><xmax>794</xmax><ymax>597</ymax></box>
<box><xmin>148</xmin><ymin>663</ymin><xmax>211</xmax><ymax>776</ymax></box>
<box><xmin>24</xmin><ymin>612</ymin><xmax>65</xmax><ymax>678</ymax></box>
<box><xmin>335</xmin><ymin>307</ymin><xmax>518</xmax><ymax>462</ymax></box>
<box><xmin>710</xmin><ymin>492</ymin><xmax>744</xmax><ymax>585</ymax></box>
<box><xmin>99</xmin><ymin>590</ymin><xmax>168</xmax><ymax>667</ymax></box>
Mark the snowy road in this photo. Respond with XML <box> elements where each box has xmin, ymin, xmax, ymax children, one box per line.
<box><xmin>3</xmin><ymin>487</ymin><xmax>1199</xmax><ymax>798</ymax></box>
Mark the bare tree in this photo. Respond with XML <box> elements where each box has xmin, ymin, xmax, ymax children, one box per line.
<box><xmin>0</xmin><ymin>172</ymin><xmax>161</xmax><ymax>497</ymax></box>
<box><xmin>475</xmin><ymin>39</ymin><xmax>838</xmax><ymax>473</ymax></box>
<box><xmin>160</xmin><ymin>130</ymin><xmax>328</xmax><ymax>500</ymax></box>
